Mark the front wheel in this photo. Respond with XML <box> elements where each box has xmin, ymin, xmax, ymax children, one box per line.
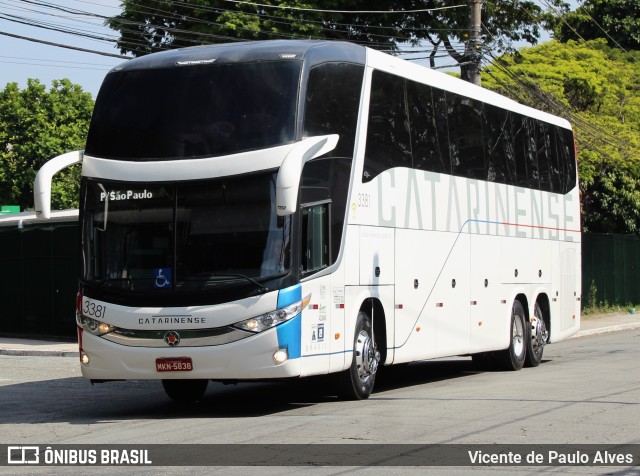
<box><xmin>496</xmin><ymin>300</ymin><xmax>527</xmax><ymax>371</ymax></box>
<box><xmin>335</xmin><ymin>312</ymin><xmax>380</xmax><ymax>400</ymax></box>
<box><xmin>162</xmin><ymin>379</ymin><xmax>208</xmax><ymax>402</ymax></box>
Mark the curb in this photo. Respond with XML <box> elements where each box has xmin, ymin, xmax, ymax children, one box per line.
<box><xmin>570</xmin><ymin>322</ymin><xmax>640</xmax><ymax>339</ymax></box>
<box><xmin>0</xmin><ymin>349</ymin><xmax>79</xmax><ymax>357</ymax></box>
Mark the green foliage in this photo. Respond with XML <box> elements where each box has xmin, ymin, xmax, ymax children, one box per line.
<box><xmin>106</xmin><ymin>0</ymin><xmax>569</xmax><ymax>78</ymax></box>
<box><xmin>554</xmin><ymin>0</ymin><xmax>640</xmax><ymax>50</ymax></box>
<box><xmin>483</xmin><ymin>40</ymin><xmax>640</xmax><ymax>233</ymax></box>
<box><xmin>0</xmin><ymin>79</ymin><xmax>93</xmax><ymax>210</ymax></box>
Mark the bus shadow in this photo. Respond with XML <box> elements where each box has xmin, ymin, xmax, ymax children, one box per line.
<box><xmin>0</xmin><ymin>358</ymin><xmax>553</xmax><ymax>424</ymax></box>
<box><xmin>373</xmin><ymin>357</ymin><xmax>553</xmax><ymax>393</ymax></box>
<box><xmin>0</xmin><ymin>374</ymin><xmax>337</xmax><ymax>424</ymax></box>
<box><xmin>374</xmin><ymin>359</ymin><xmax>476</xmax><ymax>392</ymax></box>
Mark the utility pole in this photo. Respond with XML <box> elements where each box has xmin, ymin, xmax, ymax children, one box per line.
<box><xmin>466</xmin><ymin>0</ymin><xmax>482</xmax><ymax>86</ymax></box>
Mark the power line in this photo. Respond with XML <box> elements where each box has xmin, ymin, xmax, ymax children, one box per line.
<box><xmin>535</xmin><ymin>0</ymin><xmax>638</xmax><ymax>64</ymax></box>
<box><xmin>0</xmin><ymin>54</ymin><xmax>114</xmax><ymax>66</ymax></box>
<box><xmin>1</xmin><ymin>0</ymin><xmax>474</xmax><ymax>72</ymax></box>
<box><xmin>482</xmin><ymin>50</ymin><xmax>635</xmax><ymax>157</ymax></box>
<box><xmin>0</xmin><ymin>30</ymin><xmax>127</xmax><ymax>59</ymax></box>
<box><xmin>222</xmin><ymin>0</ymin><xmax>467</xmax><ymax>14</ymax></box>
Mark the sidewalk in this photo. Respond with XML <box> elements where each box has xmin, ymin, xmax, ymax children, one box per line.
<box><xmin>1</xmin><ymin>311</ymin><xmax>639</xmax><ymax>358</ymax></box>
<box><xmin>0</xmin><ymin>337</ymin><xmax>78</xmax><ymax>357</ymax></box>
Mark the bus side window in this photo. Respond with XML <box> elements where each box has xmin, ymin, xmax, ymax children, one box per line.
<box><xmin>304</xmin><ymin>62</ymin><xmax>364</xmax><ymax>158</ymax></box>
<box><xmin>523</xmin><ymin>116</ymin><xmax>540</xmax><ymax>189</ymax></box>
<box><xmin>513</xmin><ymin>113</ymin><xmax>539</xmax><ymax>188</ymax></box>
<box><xmin>447</xmin><ymin>94</ymin><xmax>486</xmax><ymax>180</ymax></box>
<box><xmin>432</xmin><ymin>88</ymin><xmax>451</xmax><ymax>175</ymax></box>
<box><xmin>483</xmin><ymin>103</ymin><xmax>513</xmax><ymax>185</ymax></box>
<box><xmin>538</xmin><ymin>122</ymin><xmax>562</xmax><ymax>193</ymax></box>
<box><xmin>363</xmin><ymin>71</ymin><xmax>411</xmax><ymax>182</ymax></box>
<box><xmin>301</xmin><ymin>202</ymin><xmax>331</xmax><ymax>276</ymax></box>
<box><xmin>406</xmin><ymin>81</ymin><xmax>449</xmax><ymax>174</ymax></box>
<box><xmin>558</xmin><ymin>127</ymin><xmax>577</xmax><ymax>193</ymax></box>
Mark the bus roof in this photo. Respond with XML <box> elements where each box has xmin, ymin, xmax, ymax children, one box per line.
<box><xmin>108</xmin><ymin>40</ymin><xmax>366</xmax><ymax>74</ymax></box>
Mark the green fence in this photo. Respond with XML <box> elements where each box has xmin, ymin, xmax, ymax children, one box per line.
<box><xmin>0</xmin><ymin>225</ymin><xmax>636</xmax><ymax>339</ymax></box>
<box><xmin>0</xmin><ymin>221</ymin><xmax>79</xmax><ymax>339</ymax></box>
<box><xmin>582</xmin><ymin>233</ymin><xmax>640</xmax><ymax>309</ymax></box>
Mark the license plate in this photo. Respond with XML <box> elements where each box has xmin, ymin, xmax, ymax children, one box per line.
<box><xmin>156</xmin><ymin>357</ymin><xmax>193</xmax><ymax>372</ymax></box>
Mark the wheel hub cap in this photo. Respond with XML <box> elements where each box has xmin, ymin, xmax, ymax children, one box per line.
<box><xmin>355</xmin><ymin>329</ymin><xmax>380</xmax><ymax>383</ymax></box>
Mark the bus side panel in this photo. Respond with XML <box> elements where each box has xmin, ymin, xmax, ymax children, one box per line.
<box><xmin>343</xmin><ymin>225</ymin><xmax>360</xmax><ymax>286</ymax></box>
<box><xmin>359</xmin><ymin>225</ymin><xmax>394</xmax><ymax>285</ymax></box>
<box><xmin>299</xmin><ymin>274</ymin><xmax>332</xmax><ymax>377</ymax></box>
<box><xmin>433</xmin><ymin>233</ymin><xmax>471</xmax><ymax>357</ymax></box>
<box><xmin>393</xmin><ymin>228</ymin><xmax>456</xmax><ymax>363</ymax></box>
<box><xmin>558</xmin><ymin>241</ymin><xmax>581</xmax><ymax>340</ymax></box>
<box><xmin>470</xmin><ymin>234</ymin><xmax>510</xmax><ymax>354</ymax></box>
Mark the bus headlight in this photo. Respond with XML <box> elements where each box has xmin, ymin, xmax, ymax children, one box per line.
<box><xmin>76</xmin><ymin>314</ymin><xmax>116</xmax><ymax>336</ymax></box>
<box><xmin>233</xmin><ymin>294</ymin><xmax>310</xmax><ymax>333</ymax></box>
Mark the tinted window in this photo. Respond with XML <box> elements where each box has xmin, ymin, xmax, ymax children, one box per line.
<box><xmin>512</xmin><ymin>114</ymin><xmax>531</xmax><ymax>187</ymax></box>
<box><xmin>406</xmin><ymin>81</ymin><xmax>448</xmax><ymax>173</ymax></box>
<box><xmin>86</xmin><ymin>61</ymin><xmax>301</xmax><ymax>160</ymax></box>
<box><xmin>81</xmin><ymin>172</ymin><xmax>290</xmax><ymax>293</ymax></box>
<box><xmin>537</xmin><ymin>122</ymin><xmax>562</xmax><ymax>193</ymax></box>
<box><xmin>483</xmin><ymin>104</ymin><xmax>515</xmax><ymax>185</ymax></box>
<box><xmin>447</xmin><ymin>95</ymin><xmax>485</xmax><ymax>179</ymax></box>
<box><xmin>363</xmin><ymin>71</ymin><xmax>411</xmax><ymax>182</ymax></box>
<box><xmin>522</xmin><ymin>116</ymin><xmax>540</xmax><ymax>189</ymax></box>
<box><xmin>304</xmin><ymin>63</ymin><xmax>364</xmax><ymax>158</ymax></box>
<box><xmin>432</xmin><ymin>88</ymin><xmax>451</xmax><ymax>174</ymax></box>
<box><xmin>558</xmin><ymin>128</ymin><xmax>577</xmax><ymax>192</ymax></box>
<box><xmin>361</xmin><ymin>70</ymin><xmax>575</xmax><ymax>194</ymax></box>
<box><xmin>301</xmin><ymin>157</ymin><xmax>352</xmax><ymax>264</ymax></box>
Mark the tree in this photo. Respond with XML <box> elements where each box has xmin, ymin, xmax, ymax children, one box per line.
<box><xmin>106</xmin><ymin>0</ymin><xmax>568</xmax><ymax>82</ymax></box>
<box><xmin>482</xmin><ymin>39</ymin><xmax>640</xmax><ymax>233</ymax></box>
<box><xmin>554</xmin><ymin>0</ymin><xmax>640</xmax><ymax>50</ymax></box>
<box><xmin>0</xmin><ymin>79</ymin><xmax>94</xmax><ymax>210</ymax></box>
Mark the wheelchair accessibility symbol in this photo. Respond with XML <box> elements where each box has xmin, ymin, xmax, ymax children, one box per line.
<box><xmin>153</xmin><ymin>268</ymin><xmax>172</xmax><ymax>288</ymax></box>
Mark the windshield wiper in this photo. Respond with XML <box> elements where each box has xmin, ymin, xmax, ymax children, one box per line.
<box><xmin>213</xmin><ymin>274</ymin><xmax>269</xmax><ymax>294</ymax></box>
<box><xmin>186</xmin><ymin>273</ymin><xmax>269</xmax><ymax>294</ymax></box>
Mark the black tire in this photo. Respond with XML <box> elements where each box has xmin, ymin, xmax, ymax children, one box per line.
<box><xmin>496</xmin><ymin>300</ymin><xmax>527</xmax><ymax>371</ymax></box>
<box><xmin>525</xmin><ymin>302</ymin><xmax>547</xmax><ymax>368</ymax></box>
<box><xmin>335</xmin><ymin>312</ymin><xmax>380</xmax><ymax>400</ymax></box>
<box><xmin>162</xmin><ymin>379</ymin><xmax>208</xmax><ymax>402</ymax></box>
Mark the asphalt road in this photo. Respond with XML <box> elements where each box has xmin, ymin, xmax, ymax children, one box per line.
<box><xmin>0</xmin><ymin>329</ymin><xmax>638</xmax><ymax>474</ymax></box>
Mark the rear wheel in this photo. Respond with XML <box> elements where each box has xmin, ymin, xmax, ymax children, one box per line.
<box><xmin>162</xmin><ymin>379</ymin><xmax>208</xmax><ymax>402</ymax></box>
<box><xmin>496</xmin><ymin>300</ymin><xmax>527</xmax><ymax>371</ymax></box>
<box><xmin>525</xmin><ymin>302</ymin><xmax>547</xmax><ymax>367</ymax></box>
<box><xmin>335</xmin><ymin>312</ymin><xmax>380</xmax><ymax>400</ymax></box>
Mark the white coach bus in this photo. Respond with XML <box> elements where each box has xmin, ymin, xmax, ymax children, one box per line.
<box><xmin>34</xmin><ymin>40</ymin><xmax>580</xmax><ymax>401</ymax></box>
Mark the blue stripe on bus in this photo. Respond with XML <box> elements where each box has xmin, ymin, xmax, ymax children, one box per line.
<box><xmin>276</xmin><ymin>284</ymin><xmax>302</xmax><ymax>359</ymax></box>
<box><xmin>277</xmin><ymin>284</ymin><xmax>301</xmax><ymax>308</ymax></box>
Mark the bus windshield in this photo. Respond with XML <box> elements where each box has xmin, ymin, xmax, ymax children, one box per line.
<box><xmin>81</xmin><ymin>172</ymin><xmax>290</xmax><ymax>293</ymax></box>
<box><xmin>85</xmin><ymin>60</ymin><xmax>301</xmax><ymax>161</ymax></box>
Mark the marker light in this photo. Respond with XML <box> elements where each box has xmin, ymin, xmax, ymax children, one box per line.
<box><xmin>81</xmin><ymin>353</ymin><xmax>90</xmax><ymax>365</ymax></box>
<box><xmin>273</xmin><ymin>349</ymin><xmax>288</xmax><ymax>364</ymax></box>
<box><xmin>233</xmin><ymin>294</ymin><xmax>311</xmax><ymax>333</ymax></box>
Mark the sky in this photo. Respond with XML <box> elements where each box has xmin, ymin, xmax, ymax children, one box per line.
<box><xmin>0</xmin><ymin>0</ymin><xmax>125</xmax><ymax>98</ymax></box>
